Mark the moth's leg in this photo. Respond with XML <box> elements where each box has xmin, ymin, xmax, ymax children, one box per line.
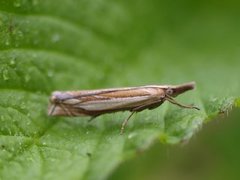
<box><xmin>132</xmin><ymin>99</ymin><xmax>163</xmax><ymax>112</ymax></box>
<box><xmin>120</xmin><ymin>99</ymin><xmax>163</xmax><ymax>134</ymax></box>
<box><xmin>165</xmin><ymin>95</ymin><xmax>200</xmax><ymax>110</ymax></box>
<box><xmin>88</xmin><ymin>115</ymin><xmax>99</xmax><ymax>122</ymax></box>
<box><xmin>120</xmin><ymin>111</ymin><xmax>135</xmax><ymax>135</ymax></box>
<box><xmin>148</xmin><ymin>101</ymin><xmax>164</xmax><ymax>110</ymax></box>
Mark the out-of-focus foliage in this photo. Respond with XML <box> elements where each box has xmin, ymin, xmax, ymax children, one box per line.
<box><xmin>110</xmin><ymin>109</ymin><xmax>240</xmax><ymax>180</ymax></box>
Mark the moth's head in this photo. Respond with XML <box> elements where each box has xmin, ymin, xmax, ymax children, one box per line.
<box><xmin>165</xmin><ymin>82</ymin><xmax>196</xmax><ymax>97</ymax></box>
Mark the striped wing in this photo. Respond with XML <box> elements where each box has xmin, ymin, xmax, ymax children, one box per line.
<box><xmin>73</xmin><ymin>87</ymin><xmax>164</xmax><ymax>111</ymax></box>
<box><xmin>49</xmin><ymin>87</ymin><xmax>165</xmax><ymax>116</ymax></box>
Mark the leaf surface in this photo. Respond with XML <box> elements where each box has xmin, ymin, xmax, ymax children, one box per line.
<box><xmin>0</xmin><ymin>1</ymin><xmax>239</xmax><ymax>180</ymax></box>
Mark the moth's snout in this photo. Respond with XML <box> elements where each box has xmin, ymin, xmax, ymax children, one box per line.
<box><xmin>171</xmin><ymin>82</ymin><xmax>196</xmax><ymax>97</ymax></box>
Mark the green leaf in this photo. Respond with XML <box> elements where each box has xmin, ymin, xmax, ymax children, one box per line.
<box><xmin>0</xmin><ymin>1</ymin><xmax>239</xmax><ymax>180</ymax></box>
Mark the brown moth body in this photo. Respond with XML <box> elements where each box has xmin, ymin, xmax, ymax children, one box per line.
<box><xmin>48</xmin><ymin>82</ymin><xmax>199</xmax><ymax>134</ymax></box>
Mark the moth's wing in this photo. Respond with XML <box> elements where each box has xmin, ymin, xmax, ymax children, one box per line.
<box><xmin>73</xmin><ymin>87</ymin><xmax>165</xmax><ymax>111</ymax></box>
<box><xmin>74</xmin><ymin>87</ymin><xmax>165</xmax><ymax>111</ymax></box>
<box><xmin>73</xmin><ymin>95</ymin><xmax>157</xmax><ymax>111</ymax></box>
<box><xmin>49</xmin><ymin>96</ymin><xmax>158</xmax><ymax>116</ymax></box>
<box><xmin>62</xmin><ymin>87</ymin><xmax>142</xmax><ymax>98</ymax></box>
<box><xmin>60</xmin><ymin>85</ymin><xmax>165</xmax><ymax>99</ymax></box>
<box><xmin>48</xmin><ymin>104</ymin><xmax>85</xmax><ymax>116</ymax></box>
<box><xmin>52</xmin><ymin>87</ymin><xmax>165</xmax><ymax>116</ymax></box>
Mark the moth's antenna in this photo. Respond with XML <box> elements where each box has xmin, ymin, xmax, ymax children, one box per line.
<box><xmin>165</xmin><ymin>95</ymin><xmax>200</xmax><ymax>110</ymax></box>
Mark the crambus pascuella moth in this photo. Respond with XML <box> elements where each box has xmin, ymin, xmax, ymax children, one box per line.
<box><xmin>48</xmin><ymin>82</ymin><xmax>199</xmax><ymax>134</ymax></box>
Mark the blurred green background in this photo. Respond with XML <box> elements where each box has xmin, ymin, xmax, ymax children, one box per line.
<box><xmin>110</xmin><ymin>109</ymin><xmax>240</xmax><ymax>180</ymax></box>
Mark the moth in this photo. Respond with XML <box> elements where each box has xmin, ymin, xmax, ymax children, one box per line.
<box><xmin>48</xmin><ymin>82</ymin><xmax>199</xmax><ymax>134</ymax></box>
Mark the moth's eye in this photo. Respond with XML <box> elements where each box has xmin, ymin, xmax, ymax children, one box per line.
<box><xmin>166</xmin><ymin>88</ymin><xmax>173</xmax><ymax>95</ymax></box>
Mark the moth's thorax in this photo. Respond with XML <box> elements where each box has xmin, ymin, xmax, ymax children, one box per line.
<box><xmin>147</xmin><ymin>87</ymin><xmax>165</xmax><ymax>97</ymax></box>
